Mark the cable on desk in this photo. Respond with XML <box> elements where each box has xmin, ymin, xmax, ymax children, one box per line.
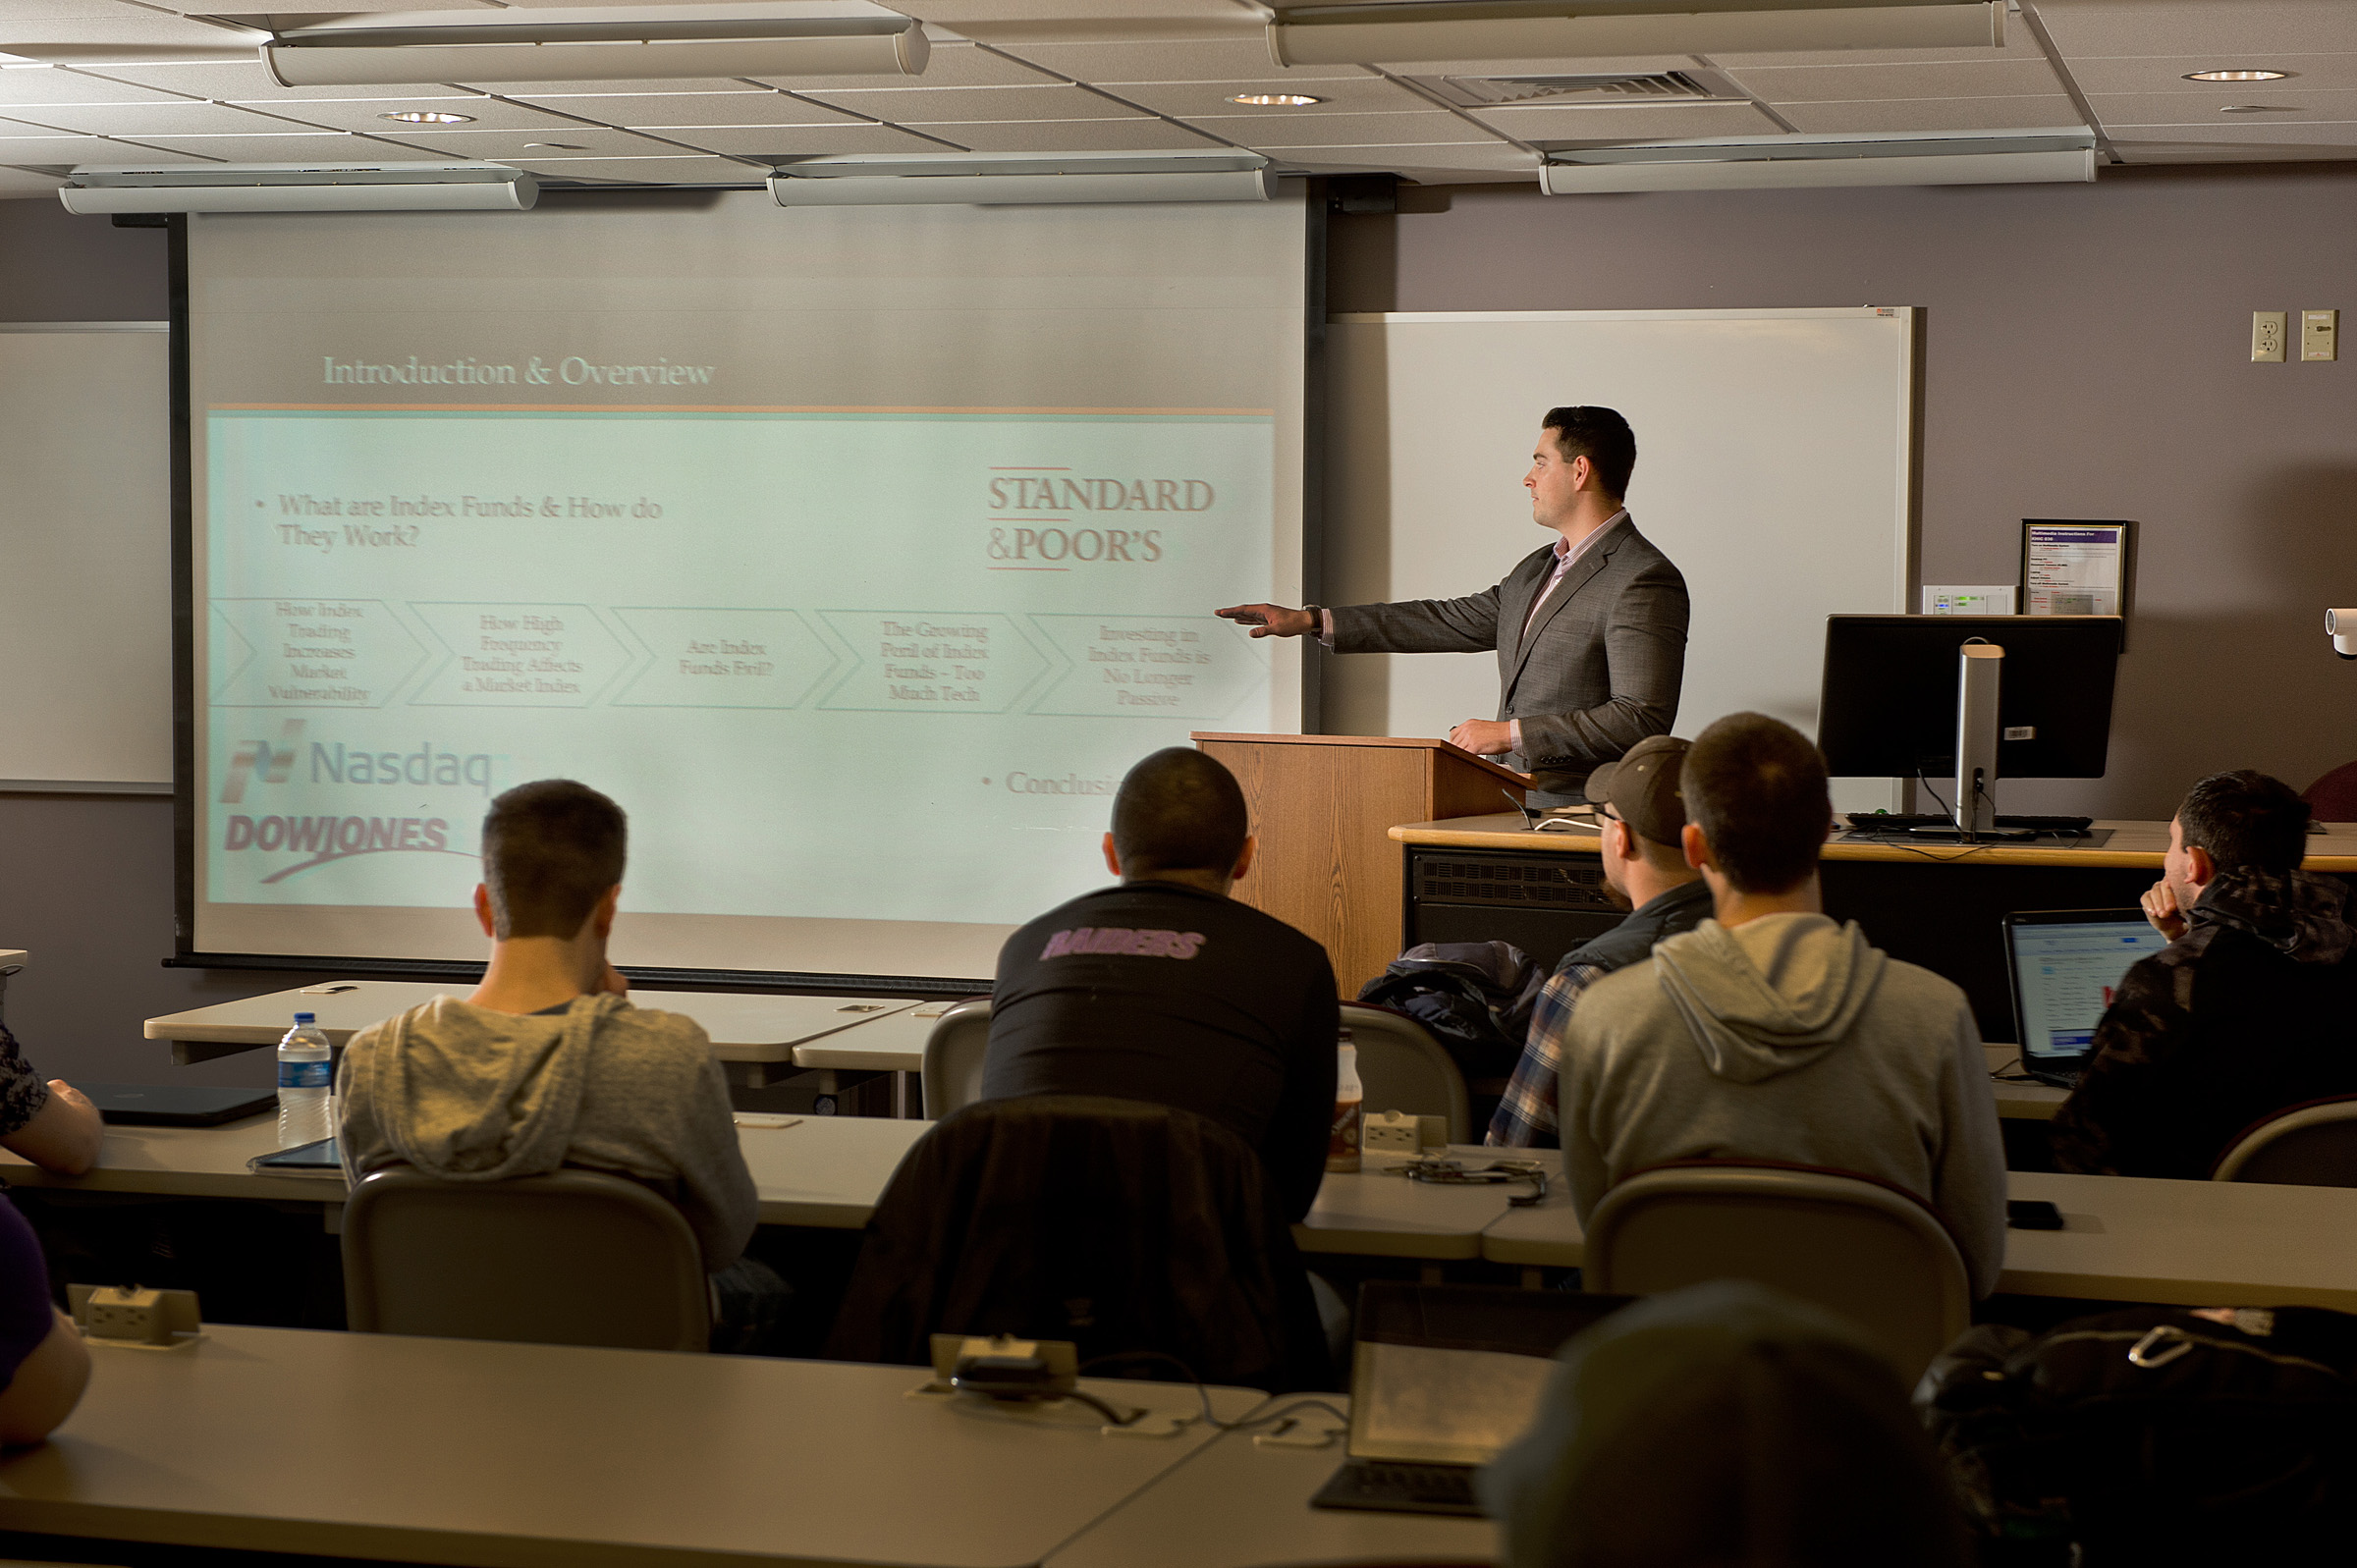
<box><xmin>1988</xmin><ymin>1053</ymin><xmax>2044</xmax><ymax>1085</ymax></box>
<box><xmin>1077</xmin><ymin>1350</ymin><xmax>1349</xmax><ymax>1433</ymax></box>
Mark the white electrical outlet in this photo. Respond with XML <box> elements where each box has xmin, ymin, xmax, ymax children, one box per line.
<box><xmin>2303</xmin><ymin>309</ymin><xmax>2338</xmax><ymax>362</ymax></box>
<box><xmin>2253</xmin><ymin>311</ymin><xmax>2287</xmax><ymax>362</ymax></box>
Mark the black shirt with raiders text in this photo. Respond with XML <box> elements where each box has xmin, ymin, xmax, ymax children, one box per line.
<box><xmin>982</xmin><ymin>880</ymin><xmax>1340</xmax><ymax>1219</ymax></box>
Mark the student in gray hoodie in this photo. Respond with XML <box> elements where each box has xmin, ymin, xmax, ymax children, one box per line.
<box><xmin>1556</xmin><ymin>713</ymin><xmax>2007</xmax><ymax>1296</ymax></box>
<box><xmin>338</xmin><ymin>781</ymin><xmax>758</xmax><ymax>1279</ymax></box>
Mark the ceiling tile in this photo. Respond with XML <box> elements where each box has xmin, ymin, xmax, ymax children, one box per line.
<box><xmin>753</xmin><ymin>39</ymin><xmax>1056</xmax><ymax>91</ymax></box>
<box><xmin>657</xmin><ymin>121</ymin><xmax>956</xmax><ymax>156</ymax></box>
<box><xmin>1774</xmin><ymin>96</ymin><xmax>2087</xmax><ymax>133</ymax></box>
<box><xmin>0</xmin><ymin>166</ymin><xmax>69</xmax><ymax>195</ymax></box>
<box><xmin>0</xmin><ymin>13</ymin><xmax>260</xmax><ymax>50</ymax></box>
<box><xmin>2087</xmin><ymin>86</ymin><xmax>2357</xmax><ymax>126</ymax></box>
<box><xmin>795</xmin><ymin>82</ymin><xmax>1141</xmax><ymax>121</ymax></box>
<box><xmin>0</xmin><ymin>131</ymin><xmax>216</xmax><ymax>164</ymax></box>
<box><xmin>1262</xmin><ymin>142</ymin><xmax>1537</xmax><ymax>175</ymax></box>
<box><xmin>0</xmin><ymin>98</ymin><xmax>323</xmax><ymax>135</ymax></box>
<box><xmin>2030</xmin><ymin>0</ymin><xmax>2357</xmax><ymax>60</ymax></box>
<box><xmin>6</xmin><ymin>1</ymin><xmax>175</xmax><ymax>19</ymax></box>
<box><xmin>512</xmin><ymin>90</ymin><xmax>870</xmax><ymax>128</ymax></box>
<box><xmin>1466</xmin><ymin>101</ymin><xmax>1780</xmax><ymax>142</ymax></box>
<box><xmin>894</xmin><ymin>0</ymin><xmax>1255</xmax><ymax>21</ymax></box>
<box><xmin>0</xmin><ymin>64</ymin><xmax>198</xmax><ymax>104</ymax></box>
<box><xmin>1104</xmin><ymin>75</ymin><xmax>1434</xmax><ymax>118</ymax></box>
<box><xmin>233</xmin><ymin>96</ymin><xmax>580</xmax><ymax>135</ymax></box>
<box><xmin>451</xmin><ymin>77</ymin><xmax>777</xmax><ymax>95</ymax></box>
<box><xmin>101</xmin><ymin>131</ymin><xmax>451</xmax><ymax>159</ymax></box>
<box><xmin>2067</xmin><ymin>54</ymin><xmax>2357</xmax><ymax>95</ymax></box>
<box><xmin>366</xmin><ymin>125</ymin><xmax>696</xmax><ymax>158</ymax></box>
<box><xmin>989</xmin><ymin>39</ymin><xmax>1367</xmax><ymax>83</ymax></box>
<box><xmin>515</xmin><ymin>154</ymin><xmax>762</xmax><ymax>184</ymax></box>
<box><xmin>66</xmin><ymin>61</ymin><xmax>475</xmax><ymax>100</ymax></box>
<box><xmin>1184</xmin><ymin>110</ymin><xmax>1498</xmax><ymax>146</ymax></box>
<box><xmin>1722</xmin><ymin>60</ymin><xmax>2064</xmax><ymax>102</ymax></box>
<box><xmin>2103</xmin><ymin>120</ymin><xmax>2357</xmax><ymax>146</ymax></box>
<box><xmin>1708</xmin><ymin>27</ymin><xmax>2051</xmax><ymax>68</ymax></box>
<box><xmin>2109</xmin><ymin>136</ymin><xmax>2357</xmax><ymax>164</ymax></box>
<box><xmin>913</xmin><ymin>117</ymin><xmax>1223</xmax><ymax>151</ymax></box>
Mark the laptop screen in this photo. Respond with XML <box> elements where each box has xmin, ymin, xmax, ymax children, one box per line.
<box><xmin>2005</xmin><ymin>911</ymin><xmax>2167</xmax><ymax>1061</ymax></box>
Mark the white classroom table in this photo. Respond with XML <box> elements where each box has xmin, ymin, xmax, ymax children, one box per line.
<box><xmin>142</xmin><ymin>979</ymin><xmax>922</xmax><ymax>1085</ymax></box>
<box><xmin>0</xmin><ymin>1323</ymin><xmax>1261</xmax><ymax>1568</ymax></box>
<box><xmin>1985</xmin><ymin>1043</ymin><xmax>2069</xmax><ymax>1121</ymax></box>
<box><xmin>1296</xmin><ymin>1149</ymin><xmax>1562</xmax><ymax>1264</ymax></box>
<box><xmin>0</xmin><ymin>1111</ymin><xmax>930</xmax><ymax>1230</ymax></box>
<box><xmin>1480</xmin><ymin>1168</ymin><xmax>2357</xmax><ymax>1311</ymax></box>
<box><xmin>1048</xmin><ymin>1405</ymin><xmax>1495</xmax><ymax>1568</ymax></box>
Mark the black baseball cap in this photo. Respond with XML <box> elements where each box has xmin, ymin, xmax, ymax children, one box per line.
<box><xmin>1585</xmin><ymin>734</ymin><xmax>1691</xmax><ymax>847</ymax></box>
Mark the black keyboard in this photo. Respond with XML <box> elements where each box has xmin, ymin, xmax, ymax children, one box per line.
<box><xmin>1844</xmin><ymin>813</ymin><xmax>2093</xmax><ymax>835</ymax></box>
<box><xmin>1311</xmin><ymin>1459</ymin><xmax>1485</xmax><ymax>1517</ymax></box>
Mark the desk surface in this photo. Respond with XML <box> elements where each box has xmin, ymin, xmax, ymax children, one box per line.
<box><xmin>0</xmin><ymin>1324</ymin><xmax>1256</xmax><ymax>1568</ymax></box>
<box><xmin>1296</xmin><ymin>1149</ymin><xmax>1560</xmax><ymax>1261</ymax></box>
<box><xmin>1986</xmin><ymin>1044</ymin><xmax>2068</xmax><ymax>1121</ymax></box>
<box><xmin>794</xmin><ymin>1000</ymin><xmax>969</xmax><ymax>1072</ymax></box>
<box><xmin>0</xmin><ymin>1113</ymin><xmax>929</xmax><ymax>1231</ymax></box>
<box><xmin>1393</xmin><ymin>814</ymin><xmax>2357</xmax><ymax>873</ymax></box>
<box><xmin>143</xmin><ymin>981</ymin><xmax>921</xmax><ymax>1064</ymax></box>
<box><xmin>1048</xmin><ymin>1410</ymin><xmax>1494</xmax><ymax>1568</ymax></box>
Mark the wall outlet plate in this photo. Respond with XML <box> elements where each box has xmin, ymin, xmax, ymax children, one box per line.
<box><xmin>2303</xmin><ymin>308</ymin><xmax>2338</xmax><ymax>362</ymax></box>
<box><xmin>2253</xmin><ymin>310</ymin><xmax>2288</xmax><ymax>362</ymax></box>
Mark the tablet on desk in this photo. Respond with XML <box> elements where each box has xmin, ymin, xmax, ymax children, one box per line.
<box><xmin>247</xmin><ymin>1136</ymin><xmax>341</xmax><ymax>1173</ymax></box>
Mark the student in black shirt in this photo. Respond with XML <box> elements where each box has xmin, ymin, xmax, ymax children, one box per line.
<box><xmin>982</xmin><ymin>747</ymin><xmax>1340</xmax><ymax>1219</ymax></box>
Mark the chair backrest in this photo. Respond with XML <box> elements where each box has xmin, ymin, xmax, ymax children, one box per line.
<box><xmin>342</xmin><ymin>1166</ymin><xmax>709</xmax><ymax>1352</ymax></box>
<box><xmin>921</xmin><ymin>997</ymin><xmax>993</xmax><ymax>1119</ymax></box>
<box><xmin>2302</xmin><ymin>759</ymin><xmax>2357</xmax><ymax>823</ymax></box>
<box><xmin>1583</xmin><ymin>1162</ymin><xmax>1972</xmax><ymax>1380</ymax></box>
<box><xmin>1341</xmin><ymin>1002</ymin><xmax>1472</xmax><ymax>1143</ymax></box>
<box><xmin>2212</xmin><ymin>1096</ymin><xmax>2357</xmax><ymax>1186</ymax></box>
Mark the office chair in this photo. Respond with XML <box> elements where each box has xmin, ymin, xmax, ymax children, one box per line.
<box><xmin>1583</xmin><ymin>1161</ymin><xmax>1972</xmax><ymax>1381</ymax></box>
<box><xmin>1341</xmin><ymin>1002</ymin><xmax>1473</xmax><ymax>1143</ymax></box>
<box><xmin>2302</xmin><ymin>759</ymin><xmax>2357</xmax><ymax>823</ymax></box>
<box><xmin>342</xmin><ymin>1166</ymin><xmax>710</xmax><ymax>1352</ymax></box>
<box><xmin>2211</xmin><ymin>1096</ymin><xmax>2357</xmax><ymax>1186</ymax></box>
<box><xmin>920</xmin><ymin>997</ymin><xmax>992</xmax><ymax>1120</ymax></box>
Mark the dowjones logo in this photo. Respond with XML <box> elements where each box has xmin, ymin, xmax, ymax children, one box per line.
<box><xmin>215</xmin><ymin>720</ymin><xmax>493</xmax><ymax>884</ymax></box>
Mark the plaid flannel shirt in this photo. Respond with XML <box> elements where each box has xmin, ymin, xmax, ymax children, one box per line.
<box><xmin>1486</xmin><ymin>959</ymin><xmax>1612</xmax><ymax>1148</ymax></box>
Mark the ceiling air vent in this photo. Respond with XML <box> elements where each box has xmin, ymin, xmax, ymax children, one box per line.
<box><xmin>1414</xmin><ymin>69</ymin><xmax>1746</xmax><ymax>109</ymax></box>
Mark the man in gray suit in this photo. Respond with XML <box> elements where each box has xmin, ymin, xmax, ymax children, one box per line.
<box><xmin>1219</xmin><ymin>406</ymin><xmax>1688</xmax><ymax>806</ymax></box>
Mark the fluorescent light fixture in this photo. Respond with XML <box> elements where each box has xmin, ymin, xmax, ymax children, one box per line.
<box><xmin>769</xmin><ymin>150</ymin><xmax>1271</xmax><ymax>205</ymax></box>
<box><xmin>260</xmin><ymin>5</ymin><xmax>927</xmax><ymax>88</ymax></box>
<box><xmin>380</xmin><ymin>110</ymin><xmax>476</xmax><ymax>124</ymax></box>
<box><xmin>1268</xmin><ymin>0</ymin><xmax>2001</xmax><ymax>67</ymax></box>
<box><xmin>1231</xmin><ymin>91</ymin><xmax>1325</xmax><ymax>105</ymax></box>
<box><xmin>59</xmin><ymin>162</ymin><xmax>538</xmax><ymax>214</ymax></box>
<box><xmin>2185</xmin><ymin>69</ymin><xmax>2290</xmax><ymax>82</ymax></box>
<box><xmin>1539</xmin><ymin>132</ymin><xmax>2095</xmax><ymax>192</ymax></box>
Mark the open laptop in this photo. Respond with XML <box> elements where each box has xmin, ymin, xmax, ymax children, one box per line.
<box><xmin>1310</xmin><ymin>1282</ymin><xmax>1631</xmax><ymax>1518</ymax></box>
<box><xmin>2002</xmin><ymin>909</ymin><xmax>2169</xmax><ymax>1088</ymax></box>
<box><xmin>78</xmin><ymin>1083</ymin><xmax>278</xmax><ymax>1128</ymax></box>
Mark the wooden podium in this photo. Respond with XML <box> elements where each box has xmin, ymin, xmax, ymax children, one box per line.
<box><xmin>1190</xmin><ymin>732</ymin><xmax>1530</xmax><ymax>993</ymax></box>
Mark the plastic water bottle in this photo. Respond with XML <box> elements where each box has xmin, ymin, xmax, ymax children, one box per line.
<box><xmin>276</xmin><ymin>1011</ymin><xmax>333</xmax><ymax>1148</ymax></box>
<box><xmin>1327</xmin><ymin>1035</ymin><xmax>1364</xmax><ymax>1174</ymax></box>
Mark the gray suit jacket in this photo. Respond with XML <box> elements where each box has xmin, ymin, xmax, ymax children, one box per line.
<box><xmin>1328</xmin><ymin>519</ymin><xmax>1689</xmax><ymax>803</ymax></box>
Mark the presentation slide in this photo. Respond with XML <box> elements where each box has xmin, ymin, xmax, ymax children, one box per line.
<box><xmin>187</xmin><ymin>192</ymin><xmax>1307</xmax><ymax>977</ymax></box>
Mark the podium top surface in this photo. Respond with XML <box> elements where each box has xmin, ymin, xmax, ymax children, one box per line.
<box><xmin>1191</xmin><ymin>731</ymin><xmax>1531</xmax><ymax>787</ymax></box>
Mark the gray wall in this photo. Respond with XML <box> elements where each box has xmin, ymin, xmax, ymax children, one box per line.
<box><xmin>1329</xmin><ymin>164</ymin><xmax>2357</xmax><ymax>821</ymax></box>
<box><xmin>2</xmin><ymin>200</ymin><xmax>301</xmax><ymax>1089</ymax></box>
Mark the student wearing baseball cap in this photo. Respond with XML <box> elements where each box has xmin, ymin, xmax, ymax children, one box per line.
<box><xmin>1489</xmin><ymin>733</ymin><xmax>1709</xmax><ymax>1148</ymax></box>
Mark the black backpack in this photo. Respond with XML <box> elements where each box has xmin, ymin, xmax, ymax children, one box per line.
<box><xmin>1354</xmin><ymin>941</ymin><xmax>1546</xmax><ymax>1082</ymax></box>
<box><xmin>1918</xmin><ymin>1303</ymin><xmax>2357</xmax><ymax>1559</ymax></box>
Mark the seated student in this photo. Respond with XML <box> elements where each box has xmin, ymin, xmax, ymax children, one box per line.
<box><xmin>1480</xmin><ymin>1281</ymin><xmax>1969</xmax><ymax>1568</ymax></box>
<box><xmin>1490</xmin><ymin>734</ymin><xmax>1709</xmax><ymax>1148</ymax></box>
<box><xmin>338</xmin><ymin>781</ymin><xmax>758</xmax><ymax>1276</ymax></box>
<box><xmin>0</xmin><ymin>1023</ymin><xmax>104</xmax><ymax>1178</ymax></box>
<box><xmin>2052</xmin><ymin>770</ymin><xmax>2357</xmax><ymax>1179</ymax></box>
<box><xmin>981</xmin><ymin>747</ymin><xmax>1339</xmax><ymax>1221</ymax></box>
<box><xmin>0</xmin><ymin>1198</ymin><xmax>89</xmax><ymax>1447</ymax></box>
<box><xmin>1556</xmin><ymin>713</ymin><xmax>2006</xmax><ymax>1296</ymax></box>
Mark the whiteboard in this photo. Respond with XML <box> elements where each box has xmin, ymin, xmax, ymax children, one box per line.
<box><xmin>0</xmin><ymin>324</ymin><xmax>172</xmax><ymax>791</ymax></box>
<box><xmin>1323</xmin><ymin>307</ymin><xmax>1914</xmax><ymax>812</ymax></box>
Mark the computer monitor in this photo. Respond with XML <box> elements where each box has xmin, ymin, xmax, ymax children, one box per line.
<box><xmin>1817</xmin><ymin>615</ymin><xmax>2124</xmax><ymax>782</ymax></box>
<box><xmin>2002</xmin><ymin>909</ymin><xmax>2167</xmax><ymax>1063</ymax></box>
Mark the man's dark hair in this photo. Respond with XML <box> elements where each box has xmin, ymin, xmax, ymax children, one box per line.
<box><xmin>1542</xmin><ymin>406</ymin><xmax>1637</xmax><ymax>500</ymax></box>
<box><xmin>1111</xmin><ymin>748</ymin><xmax>1249</xmax><ymax>878</ymax></box>
<box><xmin>1679</xmin><ymin>714</ymin><xmax>1832</xmax><ymax>895</ymax></box>
<box><xmin>480</xmin><ymin>780</ymin><xmax>628</xmax><ymax>939</ymax></box>
<box><xmin>2178</xmin><ymin>769</ymin><xmax>2310</xmax><ymax>876</ymax></box>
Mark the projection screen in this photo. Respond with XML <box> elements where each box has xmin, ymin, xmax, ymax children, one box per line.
<box><xmin>184</xmin><ymin>189</ymin><xmax>1309</xmax><ymax>981</ymax></box>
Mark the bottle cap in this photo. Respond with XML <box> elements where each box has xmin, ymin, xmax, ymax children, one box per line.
<box><xmin>294</xmin><ymin>1012</ymin><xmax>316</xmax><ymax>1025</ymax></box>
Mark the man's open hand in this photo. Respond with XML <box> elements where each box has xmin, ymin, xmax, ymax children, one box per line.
<box><xmin>1216</xmin><ymin>604</ymin><xmax>1319</xmax><ymax>639</ymax></box>
<box><xmin>1450</xmin><ymin>719</ymin><xmax>1513</xmax><ymax>757</ymax></box>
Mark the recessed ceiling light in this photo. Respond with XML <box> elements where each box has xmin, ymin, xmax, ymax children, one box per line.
<box><xmin>380</xmin><ymin>110</ymin><xmax>474</xmax><ymax>124</ymax></box>
<box><xmin>1229</xmin><ymin>91</ymin><xmax>1323</xmax><ymax>107</ymax></box>
<box><xmin>2185</xmin><ymin>69</ymin><xmax>2290</xmax><ymax>82</ymax></box>
<box><xmin>2220</xmin><ymin>104</ymin><xmax>2296</xmax><ymax>113</ymax></box>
